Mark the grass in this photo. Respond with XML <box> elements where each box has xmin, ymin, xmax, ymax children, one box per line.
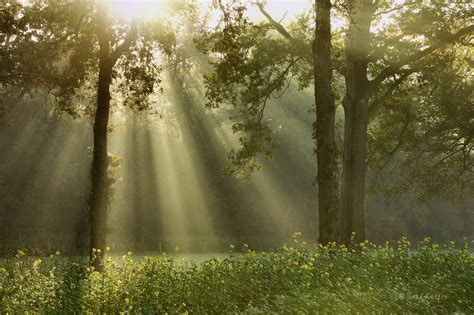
<box><xmin>0</xmin><ymin>236</ymin><xmax>473</xmax><ymax>313</ymax></box>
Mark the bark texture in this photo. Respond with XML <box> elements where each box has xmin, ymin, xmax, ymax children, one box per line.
<box><xmin>312</xmin><ymin>0</ymin><xmax>339</xmax><ymax>244</ymax></box>
<box><xmin>90</xmin><ymin>55</ymin><xmax>112</xmax><ymax>271</ymax></box>
<box><xmin>339</xmin><ymin>0</ymin><xmax>377</xmax><ymax>244</ymax></box>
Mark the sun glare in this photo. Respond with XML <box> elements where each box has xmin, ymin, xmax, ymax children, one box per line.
<box><xmin>106</xmin><ymin>0</ymin><xmax>167</xmax><ymax>20</ymax></box>
<box><xmin>105</xmin><ymin>0</ymin><xmax>313</xmax><ymax>22</ymax></box>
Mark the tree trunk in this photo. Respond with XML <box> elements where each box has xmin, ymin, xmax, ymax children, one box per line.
<box><xmin>339</xmin><ymin>0</ymin><xmax>376</xmax><ymax>244</ymax></box>
<box><xmin>313</xmin><ymin>0</ymin><xmax>339</xmax><ymax>244</ymax></box>
<box><xmin>339</xmin><ymin>97</ymin><xmax>368</xmax><ymax>244</ymax></box>
<box><xmin>88</xmin><ymin>3</ymin><xmax>137</xmax><ymax>271</ymax></box>
<box><xmin>89</xmin><ymin>51</ymin><xmax>112</xmax><ymax>271</ymax></box>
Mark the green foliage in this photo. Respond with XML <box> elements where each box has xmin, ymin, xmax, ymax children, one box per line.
<box><xmin>367</xmin><ymin>44</ymin><xmax>474</xmax><ymax>201</ymax></box>
<box><xmin>196</xmin><ymin>3</ymin><xmax>307</xmax><ymax>178</ymax></box>
<box><xmin>1</xmin><ymin>1</ymin><xmax>163</xmax><ymax>118</ymax></box>
<box><xmin>1</xmin><ymin>238</ymin><xmax>473</xmax><ymax>313</ymax></box>
<box><xmin>198</xmin><ymin>0</ymin><xmax>473</xmax><ymax>201</ymax></box>
<box><xmin>363</xmin><ymin>1</ymin><xmax>473</xmax><ymax>201</ymax></box>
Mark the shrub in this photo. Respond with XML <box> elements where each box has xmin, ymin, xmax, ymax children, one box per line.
<box><xmin>0</xmin><ymin>238</ymin><xmax>473</xmax><ymax>313</ymax></box>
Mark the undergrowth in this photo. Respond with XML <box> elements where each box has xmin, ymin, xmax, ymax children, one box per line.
<box><xmin>0</xmin><ymin>236</ymin><xmax>473</xmax><ymax>313</ymax></box>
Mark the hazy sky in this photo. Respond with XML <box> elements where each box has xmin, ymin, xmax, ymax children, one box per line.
<box><xmin>107</xmin><ymin>0</ymin><xmax>312</xmax><ymax>23</ymax></box>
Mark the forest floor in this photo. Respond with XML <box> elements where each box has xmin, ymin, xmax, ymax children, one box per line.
<box><xmin>1</xmin><ymin>238</ymin><xmax>473</xmax><ymax>313</ymax></box>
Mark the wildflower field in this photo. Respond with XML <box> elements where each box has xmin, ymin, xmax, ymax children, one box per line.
<box><xmin>1</xmin><ymin>238</ymin><xmax>473</xmax><ymax>313</ymax></box>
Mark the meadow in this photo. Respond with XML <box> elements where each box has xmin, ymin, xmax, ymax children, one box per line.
<box><xmin>1</xmin><ymin>237</ymin><xmax>473</xmax><ymax>314</ymax></box>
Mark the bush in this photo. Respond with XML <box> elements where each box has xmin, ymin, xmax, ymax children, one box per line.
<box><xmin>1</xmin><ymin>237</ymin><xmax>473</xmax><ymax>313</ymax></box>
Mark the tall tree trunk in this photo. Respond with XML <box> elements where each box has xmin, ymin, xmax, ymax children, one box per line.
<box><xmin>89</xmin><ymin>37</ymin><xmax>113</xmax><ymax>271</ymax></box>
<box><xmin>89</xmin><ymin>3</ymin><xmax>136</xmax><ymax>271</ymax></box>
<box><xmin>313</xmin><ymin>0</ymin><xmax>339</xmax><ymax>244</ymax></box>
<box><xmin>339</xmin><ymin>97</ymin><xmax>368</xmax><ymax>244</ymax></box>
<box><xmin>339</xmin><ymin>0</ymin><xmax>376</xmax><ymax>244</ymax></box>
<box><xmin>255</xmin><ymin>3</ymin><xmax>339</xmax><ymax>243</ymax></box>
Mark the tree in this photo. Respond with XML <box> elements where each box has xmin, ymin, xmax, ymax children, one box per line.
<box><xmin>198</xmin><ymin>0</ymin><xmax>340</xmax><ymax>243</ymax></box>
<box><xmin>256</xmin><ymin>0</ymin><xmax>340</xmax><ymax>243</ymax></box>
<box><xmin>89</xmin><ymin>2</ymin><xmax>138</xmax><ymax>270</ymax></box>
<box><xmin>367</xmin><ymin>39</ymin><xmax>473</xmax><ymax>202</ymax></box>
<box><xmin>1</xmin><ymin>1</ymin><xmax>161</xmax><ymax>269</ymax></box>
<box><xmin>312</xmin><ymin>0</ymin><xmax>339</xmax><ymax>243</ymax></box>
<box><xmin>198</xmin><ymin>0</ymin><xmax>473</xmax><ymax>244</ymax></box>
<box><xmin>337</xmin><ymin>0</ymin><xmax>473</xmax><ymax>243</ymax></box>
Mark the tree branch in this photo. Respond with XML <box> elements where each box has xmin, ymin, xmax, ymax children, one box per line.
<box><xmin>255</xmin><ymin>2</ymin><xmax>293</xmax><ymax>40</ymax></box>
<box><xmin>368</xmin><ymin>68</ymin><xmax>418</xmax><ymax>119</ymax></box>
<box><xmin>255</xmin><ymin>2</ymin><xmax>312</xmax><ymax>64</ymax></box>
<box><xmin>110</xmin><ymin>19</ymin><xmax>138</xmax><ymax>65</ymax></box>
<box><xmin>369</xmin><ymin>25</ymin><xmax>474</xmax><ymax>93</ymax></box>
<box><xmin>258</xmin><ymin>57</ymin><xmax>301</xmax><ymax>122</ymax></box>
<box><xmin>373</xmin><ymin>1</ymin><xmax>418</xmax><ymax>16</ymax></box>
<box><xmin>368</xmin><ymin>118</ymin><xmax>410</xmax><ymax>192</ymax></box>
<box><xmin>96</xmin><ymin>2</ymin><xmax>110</xmax><ymax>61</ymax></box>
